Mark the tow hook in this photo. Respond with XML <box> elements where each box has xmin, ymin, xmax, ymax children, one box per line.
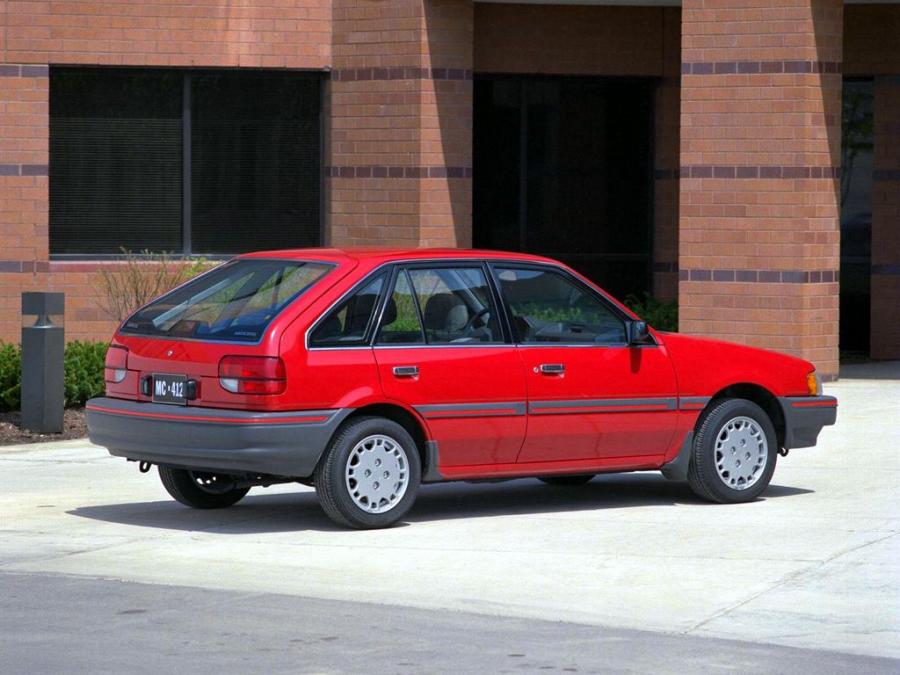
<box><xmin>138</xmin><ymin>461</ymin><xmax>152</xmax><ymax>473</ymax></box>
<box><xmin>778</xmin><ymin>448</ymin><xmax>789</xmax><ymax>457</ymax></box>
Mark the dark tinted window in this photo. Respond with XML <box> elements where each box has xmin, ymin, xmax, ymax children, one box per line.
<box><xmin>50</xmin><ymin>67</ymin><xmax>321</xmax><ymax>256</ymax></box>
<box><xmin>191</xmin><ymin>72</ymin><xmax>321</xmax><ymax>254</ymax></box>
<box><xmin>495</xmin><ymin>267</ymin><xmax>626</xmax><ymax>344</ymax></box>
<box><xmin>121</xmin><ymin>259</ymin><xmax>331</xmax><ymax>342</ymax></box>
<box><xmin>474</xmin><ymin>76</ymin><xmax>653</xmax><ymax>298</ymax></box>
<box><xmin>840</xmin><ymin>79</ymin><xmax>874</xmax><ymax>354</ymax></box>
<box><xmin>50</xmin><ymin>68</ymin><xmax>183</xmax><ymax>253</ymax></box>
<box><xmin>310</xmin><ymin>274</ymin><xmax>386</xmax><ymax>347</ymax></box>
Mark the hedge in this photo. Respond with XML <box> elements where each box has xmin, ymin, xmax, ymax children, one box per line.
<box><xmin>0</xmin><ymin>340</ymin><xmax>109</xmax><ymax>412</ymax></box>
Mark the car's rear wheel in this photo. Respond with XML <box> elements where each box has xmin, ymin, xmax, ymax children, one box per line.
<box><xmin>538</xmin><ymin>474</ymin><xmax>595</xmax><ymax>486</ymax></box>
<box><xmin>315</xmin><ymin>417</ymin><xmax>421</xmax><ymax>529</ymax></box>
<box><xmin>158</xmin><ymin>466</ymin><xmax>250</xmax><ymax>509</ymax></box>
<box><xmin>688</xmin><ymin>398</ymin><xmax>777</xmax><ymax>503</ymax></box>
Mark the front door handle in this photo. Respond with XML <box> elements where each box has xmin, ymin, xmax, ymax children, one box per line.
<box><xmin>393</xmin><ymin>365</ymin><xmax>419</xmax><ymax>378</ymax></box>
<box><xmin>539</xmin><ymin>363</ymin><xmax>565</xmax><ymax>375</ymax></box>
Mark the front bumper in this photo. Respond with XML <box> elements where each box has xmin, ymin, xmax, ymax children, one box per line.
<box><xmin>86</xmin><ymin>397</ymin><xmax>350</xmax><ymax>478</ymax></box>
<box><xmin>778</xmin><ymin>395</ymin><xmax>838</xmax><ymax>449</ymax></box>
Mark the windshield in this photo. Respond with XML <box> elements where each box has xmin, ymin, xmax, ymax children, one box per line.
<box><xmin>120</xmin><ymin>259</ymin><xmax>332</xmax><ymax>342</ymax></box>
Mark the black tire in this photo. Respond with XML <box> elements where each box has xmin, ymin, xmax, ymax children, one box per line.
<box><xmin>158</xmin><ymin>466</ymin><xmax>250</xmax><ymax>509</ymax></box>
<box><xmin>314</xmin><ymin>417</ymin><xmax>421</xmax><ymax>529</ymax></box>
<box><xmin>538</xmin><ymin>474</ymin><xmax>595</xmax><ymax>486</ymax></box>
<box><xmin>687</xmin><ymin>398</ymin><xmax>778</xmax><ymax>503</ymax></box>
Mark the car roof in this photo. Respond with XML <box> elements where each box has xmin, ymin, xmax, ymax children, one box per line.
<box><xmin>239</xmin><ymin>247</ymin><xmax>558</xmax><ymax>266</ymax></box>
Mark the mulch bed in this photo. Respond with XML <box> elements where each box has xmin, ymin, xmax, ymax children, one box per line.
<box><xmin>0</xmin><ymin>407</ymin><xmax>88</xmax><ymax>446</ymax></box>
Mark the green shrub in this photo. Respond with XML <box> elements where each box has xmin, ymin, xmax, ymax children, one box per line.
<box><xmin>64</xmin><ymin>341</ymin><xmax>108</xmax><ymax>407</ymax></box>
<box><xmin>0</xmin><ymin>343</ymin><xmax>22</xmax><ymax>410</ymax></box>
<box><xmin>0</xmin><ymin>340</ymin><xmax>109</xmax><ymax>411</ymax></box>
<box><xmin>624</xmin><ymin>293</ymin><xmax>678</xmax><ymax>333</ymax></box>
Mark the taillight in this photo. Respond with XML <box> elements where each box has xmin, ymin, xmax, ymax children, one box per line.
<box><xmin>218</xmin><ymin>356</ymin><xmax>286</xmax><ymax>395</ymax></box>
<box><xmin>104</xmin><ymin>345</ymin><xmax>128</xmax><ymax>383</ymax></box>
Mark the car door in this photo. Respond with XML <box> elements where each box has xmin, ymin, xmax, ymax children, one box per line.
<box><xmin>491</xmin><ymin>264</ymin><xmax>678</xmax><ymax>463</ymax></box>
<box><xmin>373</xmin><ymin>263</ymin><xmax>527</xmax><ymax>470</ymax></box>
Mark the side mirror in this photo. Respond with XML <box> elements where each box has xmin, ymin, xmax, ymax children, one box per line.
<box><xmin>626</xmin><ymin>320</ymin><xmax>650</xmax><ymax>345</ymax></box>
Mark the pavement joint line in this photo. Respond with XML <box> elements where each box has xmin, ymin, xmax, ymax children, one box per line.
<box><xmin>682</xmin><ymin>529</ymin><xmax>899</xmax><ymax>636</ymax></box>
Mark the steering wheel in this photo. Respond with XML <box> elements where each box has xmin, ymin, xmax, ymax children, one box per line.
<box><xmin>464</xmin><ymin>307</ymin><xmax>491</xmax><ymax>333</ymax></box>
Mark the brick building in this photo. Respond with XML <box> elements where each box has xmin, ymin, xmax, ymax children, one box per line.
<box><xmin>1</xmin><ymin>0</ymin><xmax>899</xmax><ymax>379</ymax></box>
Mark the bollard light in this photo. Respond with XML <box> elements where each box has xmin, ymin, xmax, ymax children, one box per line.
<box><xmin>21</xmin><ymin>292</ymin><xmax>65</xmax><ymax>433</ymax></box>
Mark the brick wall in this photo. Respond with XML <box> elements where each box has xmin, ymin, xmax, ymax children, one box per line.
<box><xmin>328</xmin><ymin>0</ymin><xmax>472</xmax><ymax>249</ymax></box>
<box><xmin>3</xmin><ymin>0</ymin><xmax>330</xmax><ymax>68</ymax></box>
<box><xmin>679</xmin><ymin>0</ymin><xmax>843</xmax><ymax>378</ymax></box>
<box><xmin>0</xmin><ymin>1</ymin><xmax>330</xmax><ymax>343</ymax></box>
<box><xmin>844</xmin><ymin>4</ymin><xmax>900</xmax><ymax>76</ymax></box>
<box><xmin>653</xmin><ymin>9</ymin><xmax>682</xmax><ymax>302</ymax></box>
<box><xmin>871</xmin><ymin>76</ymin><xmax>900</xmax><ymax>359</ymax></box>
<box><xmin>474</xmin><ymin>4</ymin><xmax>677</xmax><ymax>78</ymax></box>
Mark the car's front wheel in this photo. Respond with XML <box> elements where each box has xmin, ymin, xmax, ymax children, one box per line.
<box><xmin>315</xmin><ymin>417</ymin><xmax>421</xmax><ymax>529</ymax></box>
<box><xmin>688</xmin><ymin>398</ymin><xmax>777</xmax><ymax>503</ymax></box>
<box><xmin>158</xmin><ymin>466</ymin><xmax>250</xmax><ymax>509</ymax></box>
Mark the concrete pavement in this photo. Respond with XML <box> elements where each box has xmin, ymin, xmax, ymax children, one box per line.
<box><xmin>1</xmin><ymin>363</ymin><xmax>898</xmax><ymax>672</ymax></box>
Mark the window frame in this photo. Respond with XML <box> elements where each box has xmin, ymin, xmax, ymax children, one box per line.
<box><xmin>486</xmin><ymin>261</ymin><xmax>653</xmax><ymax>348</ymax></box>
<box><xmin>307</xmin><ymin>271</ymin><xmax>390</xmax><ymax>349</ymax></box>
<box><xmin>49</xmin><ymin>66</ymin><xmax>325</xmax><ymax>260</ymax></box>
<box><xmin>374</xmin><ymin>267</ymin><xmax>428</xmax><ymax>346</ymax></box>
<box><xmin>306</xmin><ymin>260</ymin><xmax>517</xmax><ymax>351</ymax></box>
<box><xmin>399</xmin><ymin>262</ymin><xmax>508</xmax><ymax>347</ymax></box>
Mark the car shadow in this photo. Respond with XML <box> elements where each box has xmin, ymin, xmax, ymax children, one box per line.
<box><xmin>67</xmin><ymin>474</ymin><xmax>814</xmax><ymax>534</ymax></box>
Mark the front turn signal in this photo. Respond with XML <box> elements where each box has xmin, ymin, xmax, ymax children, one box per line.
<box><xmin>806</xmin><ymin>370</ymin><xmax>822</xmax><ymax>396</ymax></box>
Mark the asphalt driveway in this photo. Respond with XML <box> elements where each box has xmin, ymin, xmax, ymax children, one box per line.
<box><xmin>1</xmin><ymin>363</ymin><xmax>898</xmax><ymax>672</ymax></box>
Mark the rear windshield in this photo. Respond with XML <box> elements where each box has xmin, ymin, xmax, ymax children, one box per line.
<box><xmin>120</xmin><ymin>259</ymin><xmax>332</xmax><ymax>342</ymax></box>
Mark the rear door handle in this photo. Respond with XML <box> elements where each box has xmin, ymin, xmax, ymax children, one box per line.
<box><xmin>392</xmin><ymin>365</ymin><xmax>419</xmax><ymax>378</ymax></box>
<box><xmin>539</xmin><ymin>363</ymin><xmax>565</xmax><ymax>375</ymax></box>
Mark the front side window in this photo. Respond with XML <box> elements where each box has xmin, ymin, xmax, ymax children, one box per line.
<box><xmin>121</xmin><ymin>259</ymin><xmax>331</xmax><ymax>342</ymax></box>
<box><xmin>495</xmin><ymin>266</ymin><xmax>626</xmax><ymax>344</ymax></box>
<box><xmin>309</xmin><ymin>274</ymin><xmax>386</xmax><ymax>347</ymax></box>
<box><xmin>407</xmin><ymin>267</ymin><xmax>502</xmax><ymax>344</ymax></box>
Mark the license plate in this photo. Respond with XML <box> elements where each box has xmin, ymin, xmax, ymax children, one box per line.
<box><xmin>151</xmin><ymin>373</ymin><xmax>187</xmax><ymax>405</ymax></box>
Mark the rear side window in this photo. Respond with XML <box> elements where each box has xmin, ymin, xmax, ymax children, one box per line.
<box><xmin>309</xmin><ymin>273</ymin><xmax>386</xmax><ymax>347</ymax></box>
<box><xmin>121</xmin><ymin>259</ymin><xmax>332</xmax><ymax>342</ymax></box>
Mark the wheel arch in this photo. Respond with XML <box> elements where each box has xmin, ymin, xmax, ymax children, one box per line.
<box><xmin>336</xmin><ymin>402</ymin><xmax>435</xmax><ymax>479</ymax></box>
<box><xmin>706</xmin><ymin>383</ymin><xmax>785</xmax><ymax>447</ymax></box>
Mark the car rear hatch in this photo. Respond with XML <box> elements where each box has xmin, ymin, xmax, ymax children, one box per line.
<box><xmin>104</xmin><ymin>256</ymin><xmax>346</xmax><ymax>410</ymax></box>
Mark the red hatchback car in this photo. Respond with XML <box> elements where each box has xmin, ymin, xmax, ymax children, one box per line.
<box><xmin>87</xmin><ymin>249</ymin><xmax>837</xmax><ymax>528</ymax></box>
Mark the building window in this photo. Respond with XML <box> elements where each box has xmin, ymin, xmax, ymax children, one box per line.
<box><xmin>474</xmin><ymin>76</ymin><xmax>654</xmax><ymax>299</ymax></box>
<box><xmin>49</xmin><ymin>67</ymin><xmax>322</xmax><ymax>256</ymax></box>
<box><xmin>840</xmin><ymin>78</ymin><xmax>874</xmax><ymax>355</ymax></box>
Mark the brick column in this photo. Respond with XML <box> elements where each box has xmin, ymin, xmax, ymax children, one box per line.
<box><xmin>679</xmin><ymin>0</ymin><xmax>843</xmax><ymax>378</ymax></box>
<box><xmin>652</xmin><ymin>8</ymin><xmax>682</xmax><ymax>302</ymax></box>
<box><xmin>0</xmin><ymin>64</ymin><xmax>50</xmax><ymax>342</ymax></box>
<box><xmin>329</xmin><ymin>0</ymin><xmax>473</xmax><ymax>248</ymax></box>
<box><xmin>871</xmin><ymin>77</ymin><xmax>900</xmax><ymax>360</ymax></box>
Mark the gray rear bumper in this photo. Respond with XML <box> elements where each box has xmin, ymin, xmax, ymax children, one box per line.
<box><xmin>778</xmin><ymin>396</ymin><xmax>838</xmax><ymax>449</ymax></box>
<box><xmin>86</xmin><ymin>397</ymin><xmax>350</xmax><ymax>478</ymax></box>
